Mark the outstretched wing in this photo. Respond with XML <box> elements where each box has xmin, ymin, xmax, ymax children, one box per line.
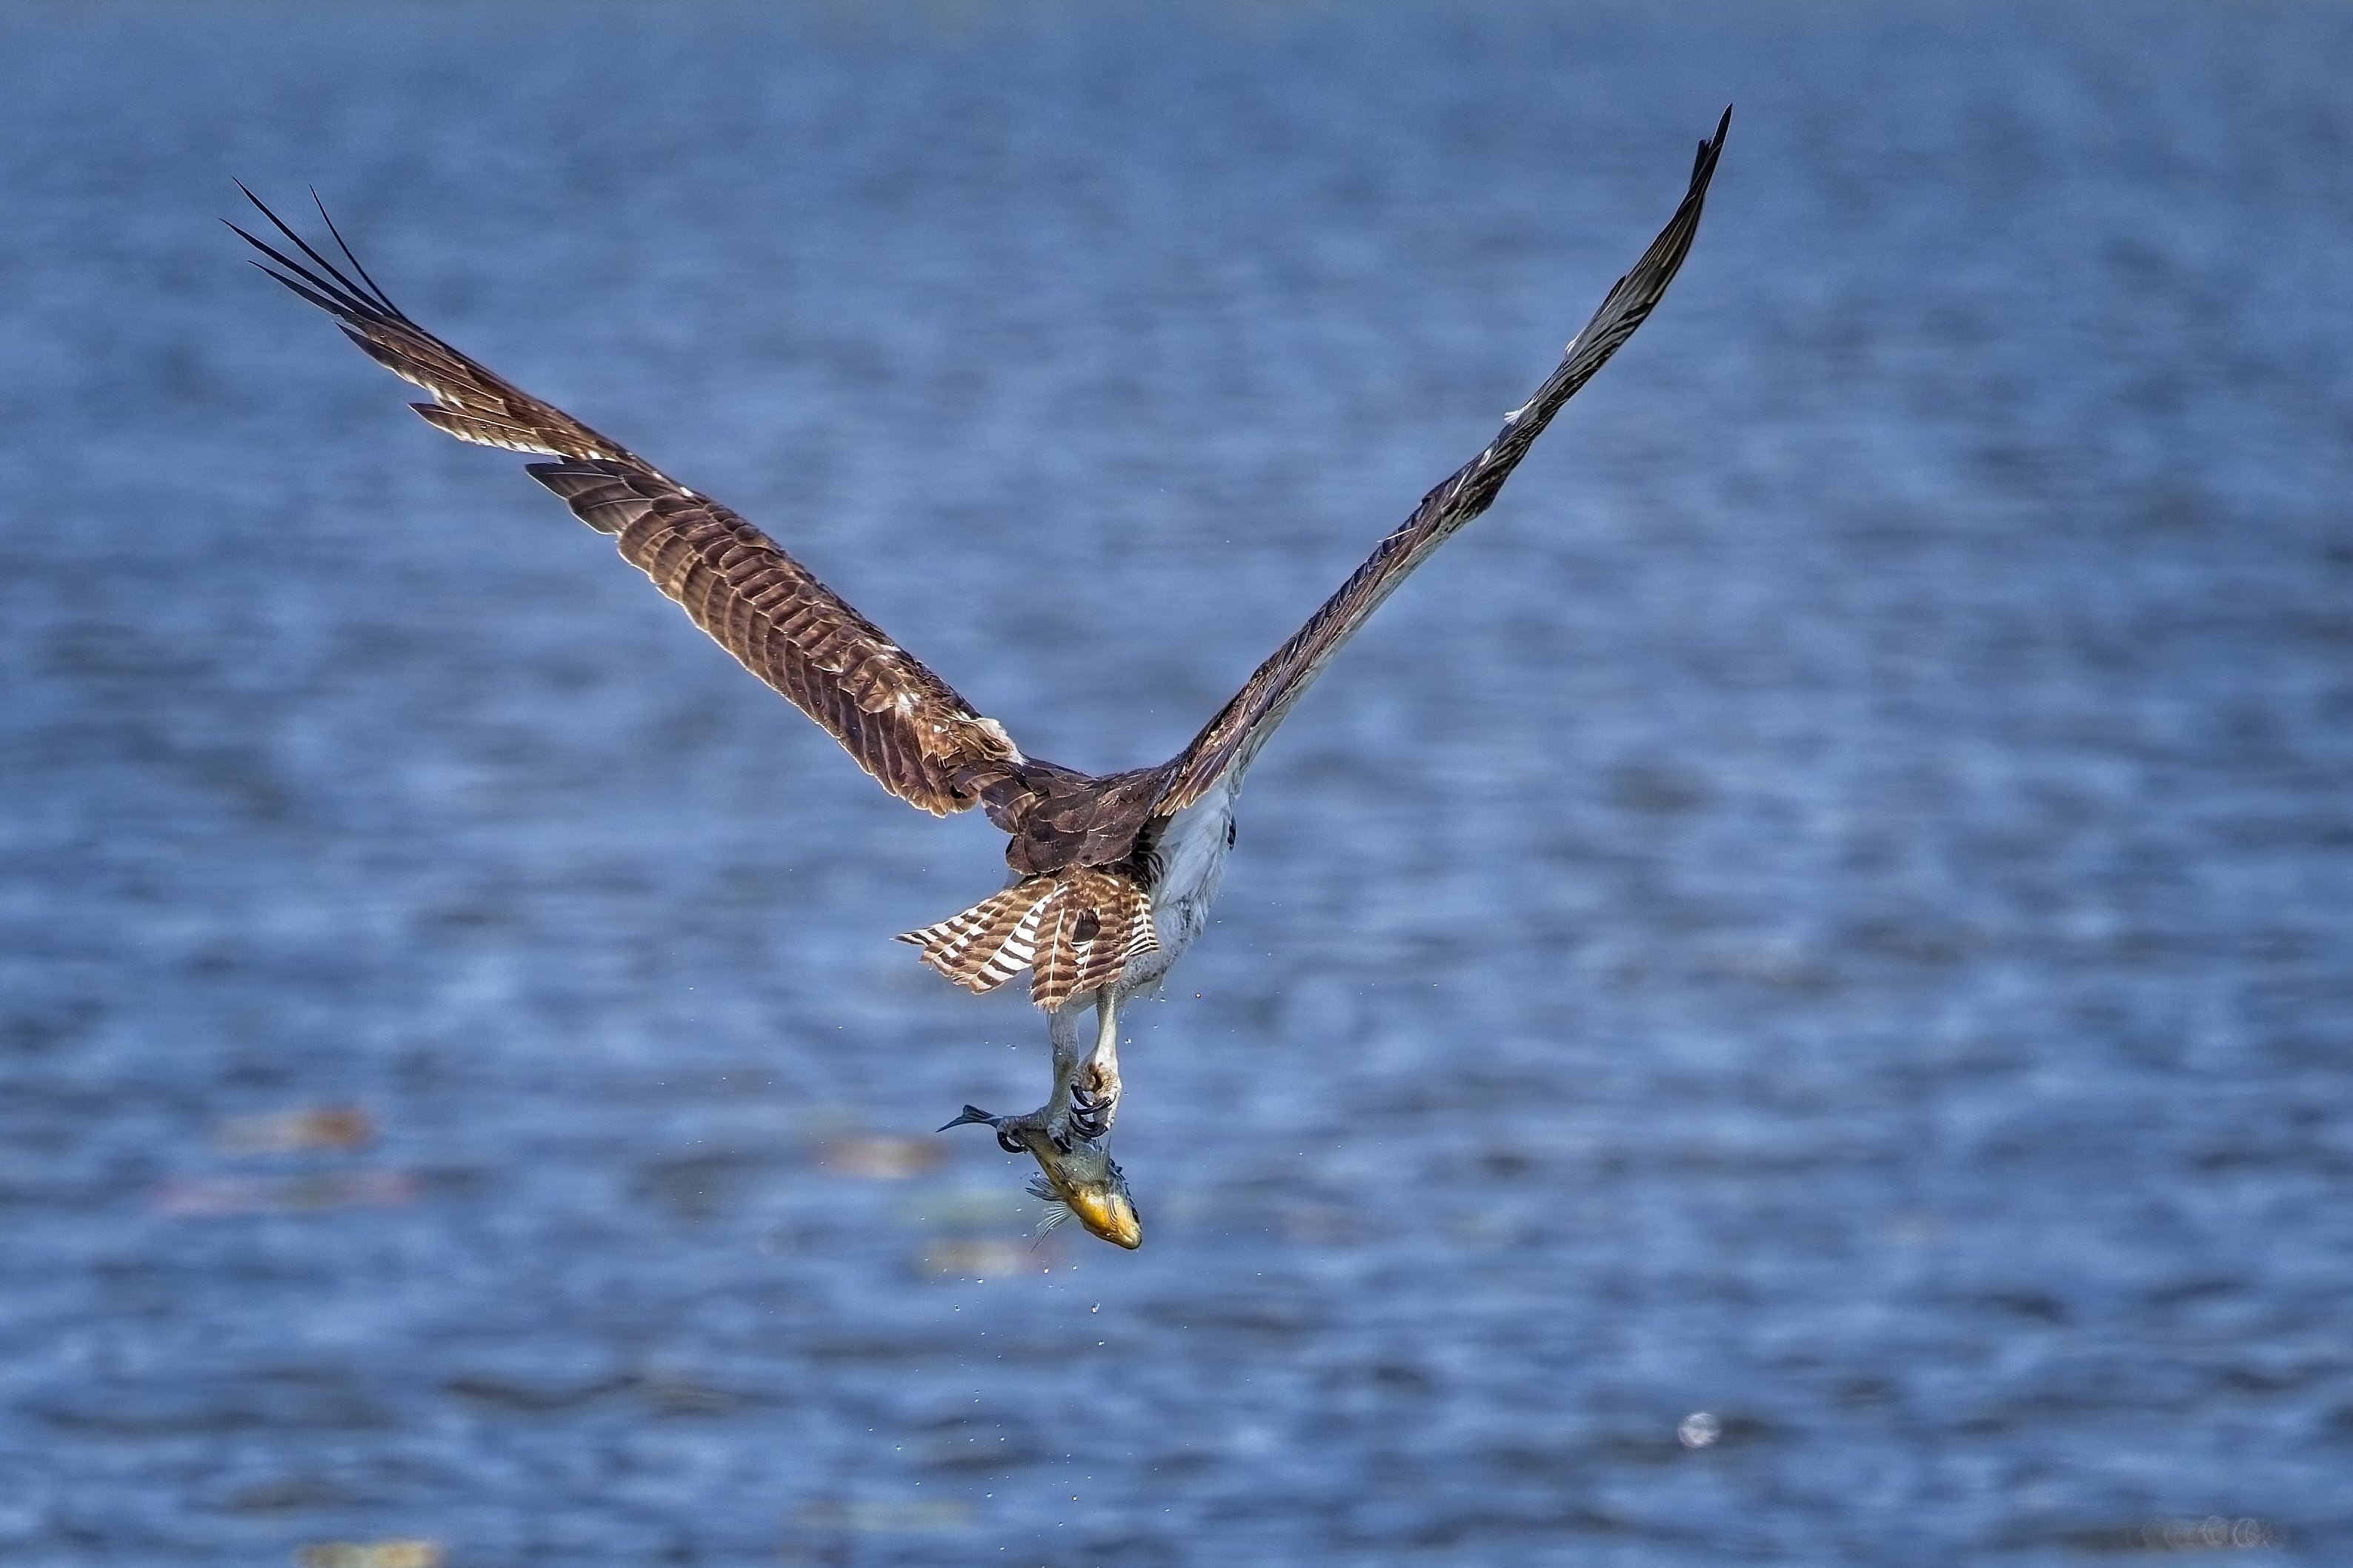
<box><xmin>1155</xmin><ymin>109</ymin><xmax>1730</xmax><ymax>816</ymax></box>
<box><xmin>232</xmin><ymin>193</ymin><xmax>1023</xmax><ymax>817</ymax></box>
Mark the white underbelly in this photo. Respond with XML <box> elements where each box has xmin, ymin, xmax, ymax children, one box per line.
<box><xmin>1122</xmin><ymin>775</ymin><xmax>1239</xmax><ymax>991</ymax></box>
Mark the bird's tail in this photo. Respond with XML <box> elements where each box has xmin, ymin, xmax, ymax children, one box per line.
<box><xmin>897</xmin><ymin>867</ymin><xmax>1157</xmax><ymax>1012</ymax></box>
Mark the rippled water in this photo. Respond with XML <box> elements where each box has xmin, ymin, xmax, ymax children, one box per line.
<box><xmin>5</xmin><ymin>3</ymin><xmax>2352</xmax><ymax>1564</ymax></box>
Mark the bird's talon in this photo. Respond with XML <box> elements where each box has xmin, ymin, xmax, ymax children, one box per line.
<box><xmin>1065</xmin><ymin>1081</ymin><xmax>1117</xmax><ymax>1141</ymax></box>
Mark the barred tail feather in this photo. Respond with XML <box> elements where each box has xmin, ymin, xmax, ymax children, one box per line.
<box><xmin>1042</xmin><ymin>866</ymin><xmax>1158</xmax><ymax>1010</ymax></box>
<box><xmin>898</xmin><ymin>878</ymin><xmax>1059</xmax><ymax>995</ymax></box>
<box><xmin>897</xmin><ymin>868</ymin><xmax>1157</xmax><ymax>1011</ymax></box>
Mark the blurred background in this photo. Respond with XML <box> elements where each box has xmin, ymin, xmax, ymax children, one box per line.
<box><xmin>4</xmin><ymin>1</ymin><xmax>2351</xmax><ymax>1564</ymax></box>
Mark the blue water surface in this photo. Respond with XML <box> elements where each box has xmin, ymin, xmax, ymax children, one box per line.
<box><xmin>3</xmin><ymin>3</ymin><xmax>2352</xmax><ymax>1564</ymax></box>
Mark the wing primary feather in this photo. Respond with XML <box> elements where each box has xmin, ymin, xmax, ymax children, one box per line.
<box><xmin>310</xmin><ymin>187</ymin><xmax>410</xmax><ymax>324</ymax></box>
<box><xmin>241</xmin><ymin>256</ymin><xmax>365</xmax><ymax>321</ymax></box>
<box><xmin>230</xmin><ymin>227</ymin><xmax>375</xmax><ymax>320</ymax></box>
<box><xmin>1152</xmin><ymin>108</ymin><xmax>1729</xmax><ymax>815</ymax></box>
<box><xmin>236</xmin><ymin>194</ymin><xmax>1033</xmax><ymax>818</ymax></box>
<box><xmin>233</xmin><ymin>184</ymin><xmax>393</xmax><ymax>319</ymax></box>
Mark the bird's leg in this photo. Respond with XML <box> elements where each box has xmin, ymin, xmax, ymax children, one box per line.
<box><xmin>940</xmin><ymin>994</ymin><xmax>1118</xmax><ymax>1156</ymax></box>
<box><xmin>960</xmin><ymin>1003</ymin><xmax>1086</xmax><ymax>1155</ymax></box>
<box><xmin>936</xmin><ymin>997</ymin><xmax>1143</xmax><ymax>1250</ymax></box>
<box><xmin>1046</xmin><ymin>994</ymin><xmax>1088</xmax><ymax>1098</ymax></box>
<box><xmin>1066</xmin><ymin>987</ymin><xmax>1122</xmax><ymax>1143</ymax></box>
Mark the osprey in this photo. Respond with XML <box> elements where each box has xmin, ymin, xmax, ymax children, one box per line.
<box><xmin>236</xmin><ymin>110</ymin><xmax>1728</xmax><ymax>1250</ymax></box>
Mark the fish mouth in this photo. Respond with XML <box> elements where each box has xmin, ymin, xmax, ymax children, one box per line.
<box><xmin>1031</xmin><ymin>1159</ymin><xmax>1142</xmax><ymax>1250</ymax></box>
<box><xmin>964</xmin><ymin>1107</ymin><xmax>1143</xmax><ymax>1249</ymax></box>
<box><xmin>1063</xmin><ymin>1186</ymin><xmax>1142</xmax><ymax>1250</ymax></box>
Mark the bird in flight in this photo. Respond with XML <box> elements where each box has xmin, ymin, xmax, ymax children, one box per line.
<box><xmin>235</xmin><ymin>109</ymin><xmax>1727</xmax><ymax>1250</ymax></box>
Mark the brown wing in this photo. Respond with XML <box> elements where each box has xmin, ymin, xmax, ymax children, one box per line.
<box><xmin>1155</xmin><ymin>109</ymin><xmax>1731</xmax><ymax>816</ymax></box>
<box><xmin>232</xmin><ymin>192</ymin><xmax>1023</xmax><ymax>817</ymax></box>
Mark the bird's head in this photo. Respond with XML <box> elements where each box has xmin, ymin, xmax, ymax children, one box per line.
<box><xmin>939</xmin><ymin>1104</ymin><xmax>1142</xmax><ymax>1250</ymax></box>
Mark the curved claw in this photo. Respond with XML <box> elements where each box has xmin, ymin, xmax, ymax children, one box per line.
<box><xmin>1066</xmin><ymin>1081</ymin><xmax>1114</xmax><ymax>1142</ymax></box>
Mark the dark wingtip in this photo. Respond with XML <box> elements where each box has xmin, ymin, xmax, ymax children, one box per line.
<box><xmin>309</xmin><ymin>184</ymin><xmax>409</xmax><ymax>324</ymax></box>
<box><xmin>229</xmin><ymin>182</ymin><xmax>405</xmax><ymax>324</ymax></box>
<box><xmin>1693</xmin><ymin>104</ymin><xmax>1732</xmax><ymax>186</ymax></box>
<box><xmin>239</xmin><ymin>251</ymin><xmax>353</xmax><ymax>318</ymax></box>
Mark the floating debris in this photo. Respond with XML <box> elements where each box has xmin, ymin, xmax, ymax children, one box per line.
<box><xmin>918</xmin><ymin>1236</ymin><xmax>1057</xmax><ymax>1278</ymax></box>
<box><xmin>1279</xmin><ymin>1201</ymin><xmax>1363</xmax><ymax>1244</ymax></box>
<box><xmin>1677</xmin><ymin>1411</ymin><xmax>1722</xmax><ymax>1449</ymax></box>
<box><xmin>791</xmin><ymin>1498</ymin><xmax>971</xmax><ymax>1534</ymax></box>
<box><xmin>896</xmin><ymin>1186</ymin><xmax>1033</xmax><ymax>1229</ymax></box>
<box><xmin>816</xmin><ymin>1135</ymin><xmax>942</xmax><ymax>1180</ymax></box>
<box><xmin>2061</xmin><ymin>1518</ymin><xmax>2280</xmax><ymax>1554</ymax></box>
<box><xmin>215</xmin><ymin>1104</ymin><xmax>374</xmax><ymax>1154</ymax></box>
<box><xmin>293</xmin><ymin>1541</ymin><xmax>443</xmax><ymax>1568</ymax></box>
<box><xmin>223</xmin><ymin>1476</ymin><xmax>347</xmax><ymax>1512</ymax></box>
<box><xmin>154</xmin><ymin>1170</ymin><xmax>414</xmax><ymax>1217</ymax></box>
